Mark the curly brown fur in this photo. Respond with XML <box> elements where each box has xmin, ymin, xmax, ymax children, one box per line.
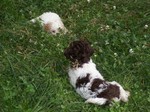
<box><xmin>64</xmin><ymin>40</ymin><xmax>94</xmax><ymax>67</ymax></box>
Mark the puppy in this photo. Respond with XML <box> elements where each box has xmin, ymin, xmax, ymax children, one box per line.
<box><xmin>30</xmin><ymin>12</ymin><xmax>67</xmax><ymax>35</ymax></box>
<box><xmin>64</xmin><ymin>40</ymin><xmax>130</xmax><ymax>105</ymax></box>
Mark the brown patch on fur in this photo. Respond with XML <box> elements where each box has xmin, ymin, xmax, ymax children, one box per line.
<box><xmin>97</xmin><ymin>84</ymin><xmax>120</xmax><ymax>100</ymax></box>
<box><xmin>64</xmin><ymin>40</ymin><xmax>94</xmax><ymax>67</ymax></box>
<box><xmin>44</xmin><ymin>22</ymin><xmax>52</xmax><ymax>32</ymax></box>
<box><xmin>91</xmin><ymin>78</ymin><xmax>106</xmax><ymax>91</ymax></box>
<box><xmin>76</xmin><ymin>73</ymin><xmax>90</xmax><ymax>88</ymax></box>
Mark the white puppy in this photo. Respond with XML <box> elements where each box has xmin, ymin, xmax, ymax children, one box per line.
<box><xmin>64</xmin><ymin>40</ymin><xmax>130</xmax><ymax>106</ymax></box>
<box><xmin>31</xmin><ymin>12</ymin><xmax>67</xmax><ymax>35</ymax></box>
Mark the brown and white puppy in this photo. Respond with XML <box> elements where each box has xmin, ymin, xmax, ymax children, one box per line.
<box><xmin>30</xmin><ymin>12</ymin><xmax>67</xmax><ymax>35</ymax></box>
<box><xmin>64</xmin><ymin>40</ymin><xmax>130</xmax><ymax>105</ymax></box>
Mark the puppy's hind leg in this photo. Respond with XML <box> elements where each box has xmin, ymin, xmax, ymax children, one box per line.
<box><xmin>85</xmin><ymin>98</ymin><xmax>108</xmax><ymax>105</ymax></box>
<box><xmin>110</xmin><ymin>81</ymin><xmax>130</xmax><ymax>102</ymax></box>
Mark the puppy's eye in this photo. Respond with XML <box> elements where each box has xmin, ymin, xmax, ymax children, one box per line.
<box><xmin>52</xmin><ymin>30</ymin><xmax>55</xmax><ymax>33</ymax></box>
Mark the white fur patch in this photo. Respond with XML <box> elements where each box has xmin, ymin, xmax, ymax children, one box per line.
<box><xmin>85</xmin><ymin>98</ymin><xmax>107</xmax><ymax>105</ymax></box>
<box><xmin>68</xmin><ymin>59</ymin><xmax>130</xmax><ymax>105</ymax></box>
<box><xmin>30</xmin><ymin>12</ymin><xmax>67</xmax><ymax>35</ymax></box>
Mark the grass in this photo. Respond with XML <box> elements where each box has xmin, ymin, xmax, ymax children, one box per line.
<box><xmin>0</xmin><ymin>0</ymin><xmax>150</xmax><ymax>112</ymax></box>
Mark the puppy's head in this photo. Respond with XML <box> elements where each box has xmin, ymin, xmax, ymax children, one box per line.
<box><xmin>44</xmin><ymin>22</ymin><xmax>67</xmax><ymax>35</ymax></box>
<box><xmin>64</xmin><ymin>40</ymin><xmax>94</xmax><ymax>65</ymax></box>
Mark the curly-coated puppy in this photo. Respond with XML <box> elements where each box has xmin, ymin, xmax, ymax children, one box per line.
<box><xmin>30</xmin><ymin>12</ymin><xmax>67</xmax><ymax>35</ymax></box>
<box><xmin>64</xmin><ymin>40</ymin><xmax>130</xmax><ymax>105</ymax></box>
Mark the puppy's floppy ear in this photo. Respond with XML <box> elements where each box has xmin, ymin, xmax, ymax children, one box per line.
<box><xmin>44</xmin><ymin>22</ymin><xmax>52</xmax><ymax>32</ymax></box>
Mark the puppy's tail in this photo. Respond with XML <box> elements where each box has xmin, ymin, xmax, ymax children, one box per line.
<box><xmin>85</xmin><ymin>98</ymin><xmax>109</xmax><ymax>105</ymax></box>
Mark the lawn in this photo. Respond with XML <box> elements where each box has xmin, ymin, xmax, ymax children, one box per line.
<box><xmin>0</xmin><ymin>0</ymin><xmax>150</xmax><ymax>112</ymax></box>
